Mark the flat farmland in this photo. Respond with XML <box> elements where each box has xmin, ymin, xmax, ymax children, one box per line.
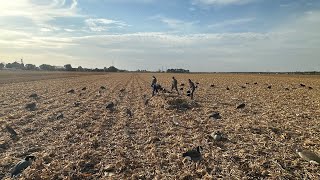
<box><xmin>0</xmin><ymin>72</ymin><xmax>319</xmax><ymax>179</ymax></box>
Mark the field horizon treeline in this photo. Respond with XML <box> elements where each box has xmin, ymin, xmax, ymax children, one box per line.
<box><xmin>0</xmin><ymin>60</ymin><xmax>319</xmax><ymax>75</ymax></box>
<box><xmin>0</xmin><ymin>60</ymin><xmax>191</xmax><ymax>73</ymax></box>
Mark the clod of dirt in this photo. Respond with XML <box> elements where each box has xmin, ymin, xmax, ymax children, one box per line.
<box><xmin>100</xmin><ymin>86</ymin><xmax>106</xmax><ymax>90</ymax></box>
<box><xmin>82</xmin><ymin>87</ymin><xmax>87</xmax><ymax>91</ymax></box>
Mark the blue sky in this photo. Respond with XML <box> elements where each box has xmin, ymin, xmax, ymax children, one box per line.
<box><xmin>0</xmin><ymin>0</ymin><xmax>320</xmax><ymax>72</ymax></box>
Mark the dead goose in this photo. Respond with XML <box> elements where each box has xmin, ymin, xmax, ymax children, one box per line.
<box><xmin>11</xmin><ymin>155</ymin><xmax>36</xmax><ymax>177</ymax></box>
<box><xmin>183</xmin><ymin>146</ymin><xmax>203</xmax><ymax>161</ymax></box>
<box><xmin>296</xmin><ymin>149</ymin><xmax>320</xmax><ymax>164</ymax></box>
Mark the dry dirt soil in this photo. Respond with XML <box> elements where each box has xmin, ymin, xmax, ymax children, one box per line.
<box><xmin>0</xmin><ymin>72</ymin><xmax>319</xmax><ymax>179</ymax></box>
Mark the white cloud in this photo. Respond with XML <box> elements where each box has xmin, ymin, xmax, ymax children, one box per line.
<box><xmin>0</xmin><ymin>0</ymin><xmax>82</xmax><ymax>24</ymax></box>
<box><xmin>150</xmin><ymin>15</ymin><xmax>197</xmax><ymax>31</ymax></box>
<box><xmin>193</xmin><ymin>0</ymin><xmax>257</xmax><ymax>6</ymax></box>
<box><xmin>101</xmin><ymin>0</ymin><xmax>155</xmax><ymax>3</ymax></box>
<box><xmin>85</xmin><ymin>18</ymin><xmax>128</xmax><ymax>32</ymax></box>
<box><xmin>208</xmin><ymin>18</ymin><xmax>255</xmax><ymax>28</ymax></box>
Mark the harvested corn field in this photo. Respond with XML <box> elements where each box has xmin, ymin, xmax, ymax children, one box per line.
<box><xmin>0</xmin><ymin>72</ymin><xmax>319</xmax><ymax>179</ymax></box>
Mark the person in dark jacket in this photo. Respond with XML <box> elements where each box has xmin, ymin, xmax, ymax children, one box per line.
<box><xmin>188</xmin><ymin>79</ymin><xmax>196</xmax><ymax>100</ymax></box>
<box><xmin>151</xmin><ymin>76</ymin><xmax>158</xmax><ymax>96</ymax></box>
<box><xmin>171</xmin><ymin>77</ymin><xmax>179</xmax><ymax>94</ymax></box>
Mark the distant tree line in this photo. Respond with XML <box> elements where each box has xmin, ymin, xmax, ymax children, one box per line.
<box><xmin>0</xmin><ymin>61</ymin><xmax>126</xmax><ymax>72</ymax></box>
<box><xmin>166</xmin><ymin>68</ymin><xmax>190</xmax><ymax>73</ymax></box>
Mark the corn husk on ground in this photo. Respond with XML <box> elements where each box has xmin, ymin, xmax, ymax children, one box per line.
<box><xmin>0</xmin><ymin>73</ymin><xmax>319</xmax><ymax>179</ymax></box>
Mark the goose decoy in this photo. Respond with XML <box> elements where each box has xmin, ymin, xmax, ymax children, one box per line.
<box><xmin>241</xmin><ymin>86</ymin><xmax>246</xmax><ymax>89</ymax></box>
<box><xmin>120</xmin><ymin>88</ymin><xmax>125</xmax><ymax>92</ymax></box>
<box><xmin>245</xmin><ymin>82</ymin><xmax>249</xmax><ymax>85</ymax></box>
<box><xmin>56</xmin><ymin>113</ymin><xmax>64</xmax><ymax>120</ymax></box>
<box><xmin>100</xmin><ymin>86</ymin><xmax>106</xmax><ymax>90</ymax></box>
<box><xmin>254</xmin><ymin>82</ymin><xmax>258</xmax><ymax>85</ymax></box>
<box><xmin>25</xmin><ymin>102</ymin><xmax>36</xmax><ymax>111</ymax></box>
<box><xmin>29</xmin><ymin>93</ymin><xmax>38</xmax><ymax>98</ymax></box>
<box><xmin>142</xmin><ymin>94</ymin><xmax>147</xmax><ymax>99</ymax></box>
<box><xmin>106</xmin><ymin>102</ymin><xmax>114</xmax><ymax>110</ymax></box>
<box><xmin>226</xmin><ymin>87</ymin><xmax>230</xmax><ymax>90</ymax></box>
<box><xmin>236</xmin><ymin>103</ymin><xmax>245</xmax><ymax>109</ymax></box>
<box><xmin>210</xmin><ymin>84</ymin><xmax>214</xmax><ymax>87</ymax></box>
<box><xmin>182</xmin><ymin>146</ymin><xmax>203</xmax><ymax>161</ymax></box>
<box><xmin>144</xmin><ymin>98</ymin><xmax>149</xmax><ymax>106</ymax></box>
<box><xmin>285</xmin><ymin>87</ymin><xmax>290</xmax><ymax>91</ymax></box>
<box><xmin>308</xmin><ymin>87</ymin><xmax>313</xmax><ymax>90</ymax></box>
<box><xmin>296</xmin><ymin>149</ymin><xmax>320</xmax><ymax>164</ymax></box>
<box><xmin>74</xmin><ymin>102</ymin><xmax>81</xmax><ymax>107</ymax></box>
<box><xmin>180</xmin><ymin>88</ymin><xmax>184</xmax><ymax>91</ymax></box>
<box><xmin>267</xmin><ymin>85</ymin><xmax>272</xmax><ymax>89</ymax></box>
<box><xmin>67</xmin><ymin>89</ymin><xmax>75</xmax><ymax>94</ymax></box>
<box><xmin>82</xmin><ymin>87</ymin><xmax>87</xmax><ymax>91</ymax></box>
<box><xmin>5</xmin><ymin>125</ymin><xmax>17</xmax><ymax>137</ymax></box>
<box><xmin>11</xmin><ymin>155</ymin><xmax>36</xmax><ymax>177</ymax></box>
<box><xmin>180</xmin><ymin>83</ymin><xmax>185</xmax><ymax>87</ymax></box>
<box><xmin>186</xmin><ymin>90</ymin><xmax>191</xmax><ymax>96</ymax></box>
<box><xmin>126</xmin><ymin>108</ymin><xmax>133</xmax><ymax>117</ymax></box>
<box><xmin>300</xmin><ymin>84</ymin><xmax>306</xmax><ymax>87</ymax></box>
<box><xmin>209</xmin><ymin>112</ymin><xmax>221</xmax><ymax>120</ymax></box>
<box><xmin>196</xmin><ymin>82</ymin><xmax>199</xmax><ymax>85</ymax></box>
<box><xmin>211</xmin><ymin>131</ymin><xmax>222</xmax><ymax>141</ymax></box>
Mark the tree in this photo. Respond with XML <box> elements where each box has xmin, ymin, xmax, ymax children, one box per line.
<box><xmin>77</xmin><ymin>66</ymin><xmax>84</xmax><ymax>72</ymax></box>
<box><xmin>0</xmin><ymin>63</ymin><xmax>4</xmax><ymax>69</ymax></box>
<box><xmin>64</xmin><ymin>64</ymin><xmax>72</xmax><ymax>71</ymax></box>
<box><xmin>25</xmin><ymin>64</ymin><xmax>37</xmax><ymax>70</ymax></box>
<box><xmin>107</xmin><ymin>66</ymin><xmax>118</xmax><ymax>72</ymax></box>
<box><xmin>39</xmin><ymin>64</ymin><xmax>55</xmax><ymax>71</ymax></box>
<box><xmin>5</xmin><ymin>61</ymin><xmax>24</xmax><ymax>69</ymax></box>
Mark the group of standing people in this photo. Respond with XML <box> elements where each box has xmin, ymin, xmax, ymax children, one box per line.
<box><xmin>151</xmin><ymin>76</ymin><xmax>196</xmax><ymax>100</ymax></box>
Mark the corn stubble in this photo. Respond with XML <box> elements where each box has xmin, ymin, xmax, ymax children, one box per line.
<box><xmin>0</xmin><ymin>72</ymin><xmax>319</xmax><ymax>179</ymax></box>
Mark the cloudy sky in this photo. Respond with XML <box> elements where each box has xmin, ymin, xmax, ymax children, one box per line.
<box><xmin>0</xmin><ymin>0</ymin><xmax>319</xmax><ymax>72</ymax></box>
